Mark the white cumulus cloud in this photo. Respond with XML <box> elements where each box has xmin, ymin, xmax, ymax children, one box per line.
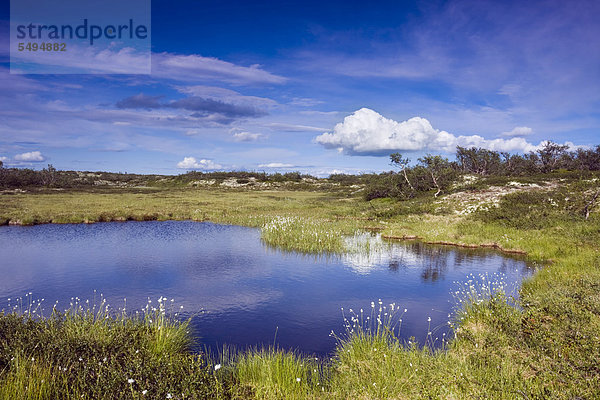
<box><xmin>501</xmin><ymin>126</ymin><xmax>533</xmax><ymax>137</ymax></box>
<box><xmin>177</xmin><ymin>157</ymin><xmax>222</xmax><ymax>170</ymax></box>
<box><xmin>14</xmin><ymin>151</ymin><xmax>45</xmax><ymax>162</ymax></box>
<box><xmin>315</xmin><ymin>108</ymin><xmax>541</xmax><ymax>155</ymax></box>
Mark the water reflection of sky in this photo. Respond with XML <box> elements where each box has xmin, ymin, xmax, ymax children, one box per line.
<box><xmin>0</xmin><ymin>221</ymin><xmax>535</xmax><ymax>356</ymax></box>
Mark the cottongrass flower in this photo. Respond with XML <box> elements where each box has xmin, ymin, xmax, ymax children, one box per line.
<box><xmin>452</xmin><ymin>272</ymin><xmax>510</xmax><ymax>308</ymax></box>
<box><xmin>333</xmin><ymin>300</ymin><xmax>407</xmax><ymax>344</ymax></box>
<box><xmin>214</xmin><ymin>363</ymin><xmax>221</xmax><ymax>371</ymax></box>
<box><xmin>450</xmin><ymin>272</ymin><xmax>515</xmax><ymax>337</ymax></box>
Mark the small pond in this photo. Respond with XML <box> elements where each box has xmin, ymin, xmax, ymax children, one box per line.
<box><xmin>0</xmin><ymin>221</ymin><xmax>534</xmax><ymax>355</ymax></box>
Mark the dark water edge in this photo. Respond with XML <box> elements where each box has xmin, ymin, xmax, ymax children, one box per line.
<box><xmin>0</xmin><ymin>221</ymin><xmax>535</xmax><ymax>356</ymax></box>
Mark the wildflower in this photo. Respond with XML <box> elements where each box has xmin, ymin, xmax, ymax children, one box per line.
<box><xmin>214</xmin><ymin>364</ymin><xmax>221</xmax><ymax>371</ymax></box>
<box><xmin>127</xmin><ymin>378</ymin><xmax>134</xmax><ymax>384</ymax></box>
<box><xmin>142</xmin><ymin>390</ymin><xmax>148</xmax><ymax>395</ymax></box>
<box><xmin>296</xmin><ymin>378</ymin><xmax>301</xmax><ymax>382</ymax></box>
<box><xmin>167</xmin><ymin>394</ymin><xmax>172</xmax><ymax>399</ymax></box>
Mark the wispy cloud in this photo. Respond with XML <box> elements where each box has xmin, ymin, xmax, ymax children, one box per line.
<box><xmin>501</xmin><ymin>126</ymin><xmax>533</xmax><ymax>138</ymax></box>
<box><xmin>116</xmin><ymin>93</ymin><xmax>268</xmax><ymax>119</ymax></box>
<box><xmin>175</xmin><ymin>86</ymin><xmax>277</xmax><ymax>108</ymax></box>
<box><xmin>266</xmin><ymin>122</ymin><xmax>327</xmax><ymax>132</ymax></box>
<box><xmin>0</xmin><ymin>67</ymin><xmax>46</xmax><ymax>92</ymax></box>
<box><xmin>11</xmin><ymin>46</ymin><xmax>151</xmax><ymax>74</ymax></box>
<box><xmin>115</xmin><ymin>94</ymin><xmax>164</xmax><ymax>109</ymax></box>
<box><xmin>171</xmin><ymin>97</ymin><xmax>267</xmax><ymax>118</ymax></box>
<box><xmin>232</xmin><ymin>131</ymin><xmax>265</xmax><ymax>142</ymax></box>
<box><xmin>257</xmin><ymin>162</ymin><xmax>296</xmax><ymax>168</ymax></box>
<box><xmin>153</xmin><ymin>53</ymin><xmax>287</xmax><ymax>85</ymax></box>
<box><xmin>10</xmin><ymin>44</ymin><xmax>286</xmax><ymax>85</ymax></box>
<box><xmin>288</xmin><ymin>97</ymin><xmax>324</xmax><ymax>107</ymax></box>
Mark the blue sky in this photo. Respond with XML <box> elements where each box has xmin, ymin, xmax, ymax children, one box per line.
<box><xmin>1</xmin><ymin>0</ymin><xmax>599</xmax><ymax>175</ymax></box>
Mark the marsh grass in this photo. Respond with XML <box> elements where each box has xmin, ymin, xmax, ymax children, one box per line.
<box><xmin>261</xmin><ymin>216</ymin><xmax>364</xmax><ymax>254</ymax></box>
<box><xmin>0</xmin><ymin>296</ymin><xmax>226</xmax><ymax>399</ymax></box>
<box><xmin>329</xmin><ymin>299</ymin><xmax>460</xmax><ymax>399</ymax></box>
<box><xmin>230</xmin><ymin>347</ymin><xmax>326</xmax><ymax>399</ymax></box>
<box><xmin>0</xmin><ymin>352</ymin><xmax>71</xmax><ymax>400</ymax></box>
<box><xmin>261</xmin><ymin>216</ymin><xmax>345</xmax><ymax>254</ymax></box>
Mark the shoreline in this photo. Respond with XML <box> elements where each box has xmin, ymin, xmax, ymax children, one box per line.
<box><xmin>1</xmin><ymin>216</ymin><xmax>531</xmax><ymax>259</ymax></box>
<box><xmin>382</xmin><ymin>234</ymin><xmax>528</xmax><ymax>255</ymax></box>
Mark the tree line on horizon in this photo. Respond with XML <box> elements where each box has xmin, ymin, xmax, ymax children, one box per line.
<box><xmin>353</xmin><ymin>141</ymin><xmax>600</xmax><ymax>200</ymax></box>
<box><xmin>0</xmin><ymin>161</ymin><xmax>316</xmax><ymax>189</ymax></box>
<box><xmin>1</xmin><ymin>141</ymin><xmax>599</xmax><ymax>191</ymax></box>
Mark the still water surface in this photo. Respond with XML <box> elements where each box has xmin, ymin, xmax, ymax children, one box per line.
<box><xmin>0</xmin><ymin>221</ymin><xmax>533</xmax><ymax>355</ymax></box>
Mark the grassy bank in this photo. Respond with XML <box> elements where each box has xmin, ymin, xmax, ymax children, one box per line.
<box><xmin>0</xmin><ymin>297</ymin><xmax>227</xmax><ymax>399</ymax></box>
<box><xmin>0</xmin><ymin>188</ymin><xmax>367</xmax><ymax>253</ymax></box>
<box><xmin>1</xmin><ymin>181</ymin><xmax>599</xmax><ymax>398</ymax></box>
